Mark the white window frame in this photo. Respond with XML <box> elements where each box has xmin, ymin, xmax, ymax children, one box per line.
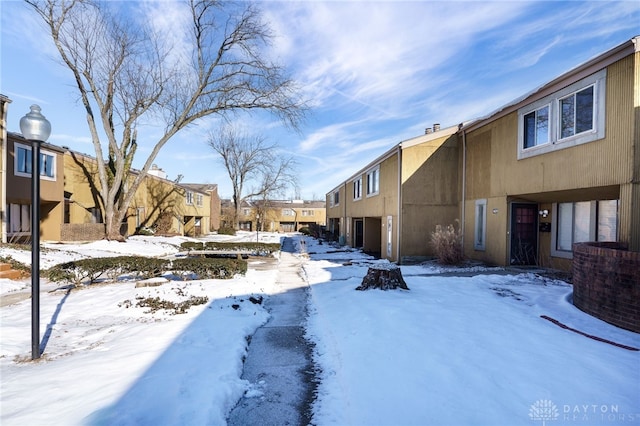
<box><xmin>301</xmin><ymin>210</ymin><xmax>313</xmax><ymax>216</ymax></box>
<box><xmin>474</xmin><ymin>199</ymin><xmax>487</xmax><ymax>251</ymax></box>
<box><xmin>186</xmin><ymin>191</ymin><xmax>194</xmax><ymax>205</ymax></box>
<box><xmin>332</xmin><ymin>191</ymin><xmax>340</xmax><ymax>206</ymax></box>
<box><xmin>14</xmin><ymin>142</ymin><xmax>57</xmax><ymax>181</ymax></box>
<box><xmin>353</xmin><ymin>177</ymin><xmax>362</xmax><ymax>200</ymax></box>
<box><xmin>517</xmin><ymin>69</ymin><xmax>606</xmax><ymax>160</ymax></box>
<box><xmin>366</xmin><ymin>166</ymin><xmax>380</xmax><ymax>197</ymax></box>
<box><xmin>195</xmin><ymin>194</ymin><xmax>203</xmax><ymax>207</ymax></box>
<box><xmin>283</xmin><ymin>208</ymin><xmax>295</xmax><ymax>216</ymax></box>
<box><xmin>551</xmin><ymin>199</ymin><xmax>618</xmax><ymax>259</ymax></box>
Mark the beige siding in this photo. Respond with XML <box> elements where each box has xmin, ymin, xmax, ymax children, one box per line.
<box><xmin>400</xmin><ymin>134</ymin><xmax>459</xmax><ymax>259</ymax></box>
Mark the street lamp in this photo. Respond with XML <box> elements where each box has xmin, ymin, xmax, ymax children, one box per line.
<box><xmin>20</xmin><ymin>105</ymin><xmax>51</xmax><ymax>360</ymax></box>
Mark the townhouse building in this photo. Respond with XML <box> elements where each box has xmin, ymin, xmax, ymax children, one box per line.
<box><xmin>327</xmin><ymin>124</ymin><xmax>459</xmax><ymax>261</ymax></box>
<box><xmin>327</xmin><ymin>36</ymin><xmax>640</xmax><ymax>270</ymax></box>
<box><xmin>0</xmin><ymin>94</ymin><xmax>216</xmax><ymax>242</ymax></box>
<box><xmin>222</xmin><ymin>198</ymin><xmax>326</xmax><ymax>232</ymax></box>
<box><xmin>460</xmin><ymin>35</ymin><xmax>639</xmax><ymax>270</ymax></box>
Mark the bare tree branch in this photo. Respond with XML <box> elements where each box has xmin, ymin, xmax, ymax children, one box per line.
<box><xmin>208</xmin><ymin>125</ymin><xmax>297</xmax><ymax>229</ymax></box>
<box><xmin>24</xmin><ymin>0</ymin><xmax>307</xmax><ymax>239</ymax></box>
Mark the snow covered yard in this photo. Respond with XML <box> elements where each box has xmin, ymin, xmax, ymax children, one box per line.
<box><xmin>0</xmin><ymin>233</ymin><xmax>638</xmax><ymax>425</ymax></box>
<box><xmin>302</xmin><ymin>239</ymin><xmax>640</xmax><ymax>425</ymax></box>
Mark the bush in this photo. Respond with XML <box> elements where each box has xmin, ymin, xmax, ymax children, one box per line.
<box><xmin>180</xmin><ymin>241</ymin><xmax>205</xmax><ymax>251</ymax></box>
<box><xmin>203</xmin><ymin>241</ymin><xmax>280</xmax><ymax>255</ymax></box>
<box><xmin>431</xmin><ymin>221</ymin><xmax>464</xmax><ymax>265</ymax></box>
<box><xmin>217</xmin><ymin>226</ymin><xmax>236</xmax><ymax>235</ymax></box>
<box><xmin>170</xmin><ymin>257</ymin><xmax>247</xmax><ymax>279</ymax></box>
<box><xmin>46</xmin><ymin>256</ymin><xmax>171</xmax><ymax>285</ymax></box>
<box><xmin>298</xmin><ymin>227</ymin><xmax>311</xmax><ymax>235</ymax></box>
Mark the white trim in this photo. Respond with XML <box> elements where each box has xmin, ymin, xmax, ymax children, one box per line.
<box><xmin>352</xmin><ymin>177</ymin><xmax>362</xmax><ymax>200</ymax></box>
<box><xmin>517</xmin><ymin>69</ymin><xmax>606</xmax><ymax>160</ymax></box>
<box><xmin>474</xmin><ymin>199</ymin><xmax>487</xmax><ymax>251</ymax></box>
<box><xmin>366</xmin><ymin>166</ymin><xmax>380</xmax><ymax>197</ymax></box>
<box><xmin>13</xmin><ymin>142</ymin><xmax>57</xmax><ymax>181</ymax></box>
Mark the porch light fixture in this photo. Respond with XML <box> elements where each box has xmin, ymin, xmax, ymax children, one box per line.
<box><xmin>19</xmin><ymin>104</ymin><xmax>51</xmax><ymax>360</ymax></box>
<box><xmin>538</xmin><ymin>209</ymin><xmax>549</xmax><ymax>218</ymax></box>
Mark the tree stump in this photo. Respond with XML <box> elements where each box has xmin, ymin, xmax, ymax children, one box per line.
<box><xmin>356</xmin><ymin>265</ymin><xmax>409</xmax><ymax>291</ymax></box>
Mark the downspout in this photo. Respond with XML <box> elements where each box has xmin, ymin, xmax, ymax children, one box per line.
<box><xmin>396</xmin><ymin>144</ymin><xmax>402</xmax><ymax>264</ymax></box>
<box><xmin>461</xmin><ymin>127</ymin><xmax>467</xmax><ymax>249</ymax></box>
<box><xmin>343</xmin><ymin>181</ymin><xmax>347</xmax><ymax>245</ymax></box>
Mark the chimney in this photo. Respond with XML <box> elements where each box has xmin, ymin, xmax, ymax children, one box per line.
<box><xmin>425</xmin><ymin>127</ymin><xmax>433</xmax><ymax>134</ymax></box>
<box><xmin>433</xmin><ymin>123</ymin><xmax>440</xmax><ymax>132</ymax></box>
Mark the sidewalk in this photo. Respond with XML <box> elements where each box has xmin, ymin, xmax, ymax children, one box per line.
<box><xmin>227</xmin><ymin>237</ymin><xmax>316</xmax><ymax>426</ymax></box>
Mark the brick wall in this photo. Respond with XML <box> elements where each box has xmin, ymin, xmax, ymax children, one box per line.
<box><xmin>60</xmin><ymin>223</ymin><xmax>105</xmax><ymax>242</ymax></box>
<box><xmin>572</xmin><ymin>242</ymin><xmax>640</xmax><ymax>333</ymax></box>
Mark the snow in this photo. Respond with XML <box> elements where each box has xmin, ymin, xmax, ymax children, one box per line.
<box><xmin>1</xmin><ymin>233</ymin><xmax>639</xmax><ymax>425</ymax></box>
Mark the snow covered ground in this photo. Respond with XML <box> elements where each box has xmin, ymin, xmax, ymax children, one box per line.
<box><xmin>1</xmin><ymin>232</ymin><xmax>638</xmax><ymax>425</ymax></box>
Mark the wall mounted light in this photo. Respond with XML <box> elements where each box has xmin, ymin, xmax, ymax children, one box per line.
<box><xmin>492</xmin><ymin>208</ymin><xmax>499</xmax><ymax>214</ymax></box>
<box><xmin>539</xmin><ymin>209</ymin><xmax>549</xmax><ymax>218</ymax></box>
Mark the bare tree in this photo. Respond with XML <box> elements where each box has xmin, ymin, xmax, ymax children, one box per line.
<box><xmin>208</xmin><ymin>126</ymin><xmax>297</xmax><ymax>229</ymax></box>
<box><xmin>26</xmin><ymin>0</ymin><xmax>306</xmax><ymax>240</ymax></box>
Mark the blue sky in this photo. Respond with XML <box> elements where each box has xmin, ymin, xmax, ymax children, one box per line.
<box><xmin>1</xmin><ymin>1</ymin><xmax>639</xmax><ymax>200</ymax></box>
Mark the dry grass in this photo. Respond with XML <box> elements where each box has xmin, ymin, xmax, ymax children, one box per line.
<box><xmin>430</xmin><ymin>221</ymin><xmax>464</xmax><ymax>265</ymax></box>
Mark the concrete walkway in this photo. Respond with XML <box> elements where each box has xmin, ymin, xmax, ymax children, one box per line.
<box><xmin>227</xmin><ymin>237</ymin><xmax>316</xmax><ymax>426</ymax></box>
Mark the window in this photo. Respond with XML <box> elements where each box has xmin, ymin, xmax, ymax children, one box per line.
<box><xmin>186</xmin><ymin>191</ymin><xmax>194</xmax><ymax>205</ymax></box>
<box><xmin>195</xmin><ymin>194</ymin><xmax>203</xmax><ymax>207</ymax></box>
<box><xmin>283</xmin><ymin>209</ymin><xmax>295</xmax><ymax>216</ymax></box>
<box><xmin>8</xmin><ymin>204</ymin><xmax>30</xmax><ymax>233</ymax></box>
<box><xmin>560</xmin><ymin>86</ymin><xmax>594</xmax><ymax>139</ymax></box>
<box><xmin>14</xmin><ymin>143</ymin><xmax>56</xmax><ymax>179</ymax></box>
<box><xmin>523</xmin><ymin>105</ymin><xmax>549</xmax><ymax>149</ymax></box>
<box><xmin>552</xmin><ymin>199</ymin><xmax>618</xmax><ymax>258</ymax></box>
<box><xmin>353</xmin><ymin>178</ymin><xmax>362</xmax><ymax>200</ymax></box>
<box><xmin>518</xmin><ymin>69</ymin><xmax>606</xmax><ymax>160</ymax></box>
<box><xmin>242</xmin><ymin>208</ymin><xmax>251</xmax><ymax>216</ymax></box>
<box><xmin>90</xmin><ymin>207</ymin><xmax>103</xmax><ymax>224</ymax></box>
<box><xmin>332</xmin><ymin>191</ymin><xmax>340</xmax><ymax>206</ymax></box>
<box><xmin>366</xmin><ymin>167</ymin><xmax>379</xmax><ymax>196</ymax></box>
<box><xmin>474</xmin><ymin>199</ymin><xmax>487</xmax><ymax>250</ymax></box>
<box><xmin>302</xmin><ymin>210</ymin><xmax>313</xmax><ymax>216</ymax></box>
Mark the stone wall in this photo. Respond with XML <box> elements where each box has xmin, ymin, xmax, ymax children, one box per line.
<box><xmin>572</xmin><ymin>242</ymin><xmax>640</xmax><ymax>333</ymax></box>
<box><xmin>60</xmin><ymin>223</ymin><xmax>105</xmax><ymax>242</ymax></box>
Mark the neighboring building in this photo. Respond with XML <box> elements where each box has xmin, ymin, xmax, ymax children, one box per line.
<box><xmin>0</xmin><ymin>95</ymin><xmax>218</xmax><ymax>242</ymax></box>
<box><xmin>256</xmin><ymin>199</ymin><xmax>326</xmax><ymax>232</ymax></box>
<box><xmin>178</xmin><ymin>183</ymin><xmax>212</xmax><ymax>237</ymax></box>
<box><xmin>221</xmin><ymin>198</ymin><xmax>326</xmax><ymax>233</ymax></box>
<box><xmin>327</xmin><ymin>124</ymin><xmax>459</xmax><ymax>261</ymax></box>
<box><xmin>327</xmin><ymin>36</ymin><xmax>639</xmax><ymax>270</ymax></box>
<box><xmin>181</xmin><ymin>183</ymin><xmax>221</xmax><ymax>232</ymax></box>
<box><xmin>3</xmin><ymin>132</ymin><xmax>66</xmax><ymax>242</ymax></box>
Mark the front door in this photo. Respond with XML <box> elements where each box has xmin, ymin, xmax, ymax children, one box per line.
<box><xmin>354</xmin><ymin>219</ymin><xmax>364</xmax><ymax>248</ymax></box>
<box><xmin>510</xmin><ymin>203</ymin><xmax>538</xmax><ymax>265</ymax></box>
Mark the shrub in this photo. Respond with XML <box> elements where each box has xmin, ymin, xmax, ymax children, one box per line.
<box><xmin>203</xmin><ymin>241</ymin><xmax>280</xmax><ymax>255</ymax></box>
<box><xmin>170</xmin><ymin>257</ymin><xmax>247</xmax><ymax>280</ymax></box>
<box><xmin>217</xmin><ymin>226</ymin><xmax>236</xmax><ymax>235</ymax></box>
<box><xmin>46</xmin><ymin>256</ymin><xmax>170</xmax><ymax>285</ymax></box>
<box><xmin>180</xmin><ymin>241</ymin><xmax>205</xmax><ymax>251</ymax></box>
<box><xmin>298</xmin><ymin>227</ymin><xmax>311</xmax><ymax>235</ymax></box>
<box><xmin>431</xmin><ymin>221</ymin><xmax>464</xmax><ymax>265</ymax></box>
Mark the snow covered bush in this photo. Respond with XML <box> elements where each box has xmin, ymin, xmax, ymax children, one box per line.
<box><xmin>430</xmin><ymin>221</ymin><xmax>464</xmax><ymax>265</ymax></box>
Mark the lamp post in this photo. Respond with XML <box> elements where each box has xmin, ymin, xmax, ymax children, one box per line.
<box><xmin>20</xmin><ymin>105</ymin><xmax>51</xmax><ymax>360</ymax></box>
<box><xmin>256</xmin><ymin>214</ymin><xmax>259</xmax><ymax>242</ymax></box>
